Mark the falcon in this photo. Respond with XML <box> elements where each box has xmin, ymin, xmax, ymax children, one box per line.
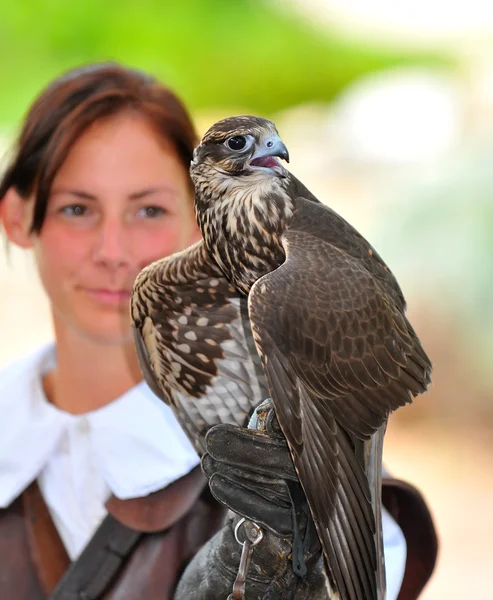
<box><xmin>131</xmin><ymin>115</ymin><xmax>432</xmax><ymax>600</ymax></box>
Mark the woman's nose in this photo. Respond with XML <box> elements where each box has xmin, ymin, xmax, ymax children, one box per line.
<box><xmin>92</xmin><ymin>218</ymin><xmax>130</xmax><ymax>268</ymax></box>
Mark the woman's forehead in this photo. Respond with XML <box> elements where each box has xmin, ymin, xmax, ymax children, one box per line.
<box><xmin>62</xmin><ymin>113</ymin><xmax>178</xmax><ymax>164</ymax></box>
<box><xmin>52</xmin><ymin>115</ymin><xmax>189</xmax><ymax>191</ymax></box>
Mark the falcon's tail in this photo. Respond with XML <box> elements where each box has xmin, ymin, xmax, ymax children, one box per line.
<box><xmin>365</xmin><ymin>423</ymin><xmax>387</xmax><ymax>600</ymax></box>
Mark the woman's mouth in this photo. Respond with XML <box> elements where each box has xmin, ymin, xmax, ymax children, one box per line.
<box><xmin>84</xmin><ymin>288</ymin><xmax>132</xmax><ymax>305</ymax></box>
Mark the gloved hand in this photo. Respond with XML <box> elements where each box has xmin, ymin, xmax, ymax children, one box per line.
<box><xmin>174</xmin><ymin>401</ymin><xmax>328</xmax><ymax>600</ymax></box>
<box><xmin>201</xmin><ymin>401</ymin><xmax>322</xmax><ymax>577</ymax></box>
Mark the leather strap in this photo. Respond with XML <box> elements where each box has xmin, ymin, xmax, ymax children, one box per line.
<box><xmin>23</xmin><ymin>481</ymin><xmax>71</xmax><ymax>596</ymax></box>
<box><xmin>47</xmin><ymin>467</ymin><xmax>207</xmax><ymax>599</ymax></box>
<box><xmin>382</xmin><ymin>477</ymin><xmax>438</xmax><ymax>600</ymax></box>
<box><xmin>105</xmin><ymin>465</ymin><xmax>206</xmax><ymax>531</ymax></box>
<box><xmin>48</xmin><ymin>515</ymin><xmax>143</xmax><ymax>600</ymax></box>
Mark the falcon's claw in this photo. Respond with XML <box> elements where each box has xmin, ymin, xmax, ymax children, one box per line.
<box><xmin>248</xmin><ymin>398</ymin><xmax>283</xmax><ymax>436</ymax></box>
<box><xmin>247</xmin><ymin>398</ymin><xmax>273</xmax><ymax>430</ymax></box>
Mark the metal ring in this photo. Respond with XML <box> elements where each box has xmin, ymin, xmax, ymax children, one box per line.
<box><xmin>234</xmin><ymin>518</ymin><xmax>264</xmax><ymax>546</ymax></box>
<box><xmin>250</xmin><ymin>524</ymin><xmax>264</xmax><ymax>546</ymax></box>
<box><xmin>234</xmin><ymin>518</ymin><xmax>247</xmax><ymax>545</ymax></box>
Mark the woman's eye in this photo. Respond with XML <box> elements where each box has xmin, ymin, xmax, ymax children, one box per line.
<box><xmin>59</xmin><ymin>204</ymin><xmax>88</xmax><ymax>217</ymax></box>
<box><xmin>227</xmin><ymin>136</ymin><xmax>247</xmax><ymax>151</ymax></box>
<box><xmin>137</xmin><ymin>206</ymin><xmax>167</xmax><ymax>218</ymax></box>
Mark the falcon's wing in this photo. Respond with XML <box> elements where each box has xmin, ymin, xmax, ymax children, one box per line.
<box><xmin>248</xmin><ymin>206</ymin><xmax>431</xmax><ymax>600</ymax></box>
<box><xmin>131</xmin><ymin>240</ymin><xmax>268</xmax><ymax>454</ymax></box>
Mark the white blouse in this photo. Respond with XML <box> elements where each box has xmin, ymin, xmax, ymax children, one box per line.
<box><xmin>0</xmin><ymin>343</ymin><xmax>406</xmax><ymax>598</ymax></box>
<box><xmin>0</xmin><ymin>344</ymin><xmax>200</xmax><ymax>559</ymax></box>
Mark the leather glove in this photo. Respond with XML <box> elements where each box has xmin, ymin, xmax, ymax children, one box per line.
<box><xmin>174</xmin><ymin>512</ymin><xmax>327</xmax><ymax>600</ymax></box>
<box><xmin>174</xmin><ymin>401</ymin><xmax>327</xmax><ymax>600</ymax></box>
<box><xmin>202</xmin><ymin>401</ymin><xmax>322</xmax><ymax>577</ymax></box>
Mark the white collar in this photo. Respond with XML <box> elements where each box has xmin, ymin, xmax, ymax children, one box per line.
<box><xmin>0</xmin><ymin>343</ymin><xmax>200</xmax><ymax>508</ymax></box>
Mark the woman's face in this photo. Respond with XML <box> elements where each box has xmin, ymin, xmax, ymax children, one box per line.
<box><xmin>30</xmin><ymin>112</ymin><xmax>199</xmax><ymax>344</ymax></box>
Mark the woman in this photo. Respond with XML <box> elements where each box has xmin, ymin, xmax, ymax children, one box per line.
<box><xmin>0</xmin><ymin>62</ymin><xmax>437</xmax><ymax>599</ymax></box>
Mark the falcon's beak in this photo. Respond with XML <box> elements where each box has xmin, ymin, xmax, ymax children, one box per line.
<box><xmin>249</xmin><ymin>136</ymin><xmax>290</xmax><ymax>169</ymax></box>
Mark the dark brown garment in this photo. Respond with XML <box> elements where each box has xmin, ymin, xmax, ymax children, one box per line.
<box><xmin>0</xmin><ymin>466</ymin><xmax>226</xmax><ymax>600</ymax></box>
<box><xmin>383</xmin><ymin>477</ymin><xmax>439</xmax><ymax>600</ymax></box>
<box><xmin>0</xmin><ymin>469</ymin><xmax>437</xmax><ymax>600</ymax></box>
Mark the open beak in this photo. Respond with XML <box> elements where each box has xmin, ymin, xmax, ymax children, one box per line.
<box><xmin>249</xmin><ymin>135</ymin><xmax>290</xmax><ymax>169</ymax></box>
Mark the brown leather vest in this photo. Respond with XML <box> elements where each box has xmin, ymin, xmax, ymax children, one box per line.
<box><xmin>0</xmin><ymin>466</ymin><xmax>226</xmax><ymax>600</ymax></box>
<box><xmin>0</xmin><ymin>470</ymin><xmax>437</xmax><ymax>600</ymax></box>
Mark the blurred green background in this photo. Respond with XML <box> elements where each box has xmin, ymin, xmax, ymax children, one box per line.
<box><xmin>1</xmin><ymin>2</ymin><xmax>492</xmax><ymax>598</ymax></box>
<box><xmin>0</xmin><ymin>0</ymin><xmax>451</xmax><ymax>127</ymax></box>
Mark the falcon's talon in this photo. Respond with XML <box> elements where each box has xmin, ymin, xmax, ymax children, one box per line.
<box><xmin>266</xmin><ymin>408</ymin><xmax>281</xmax><ymax>436</ymax></box>
<box><xmin>247</xmin><ymin>398</ymin><xmax>273</xmax><ymax>431</ymax></box>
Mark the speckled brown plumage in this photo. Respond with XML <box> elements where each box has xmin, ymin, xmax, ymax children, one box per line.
<box><xmin>131</xmin><ymin>115</ymin><xmax>432</xmax><ymax>600</ymax></box>
<box><xmin>132</xmin><ymin>241</ymin><xmax>268</xmax><ymax>453</ymax></box>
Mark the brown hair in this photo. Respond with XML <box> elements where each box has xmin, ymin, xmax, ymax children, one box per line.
<box><xmin>0</xmin><ymin>62</ymin><xmax>198</xmax><ymax>233</ymax></box>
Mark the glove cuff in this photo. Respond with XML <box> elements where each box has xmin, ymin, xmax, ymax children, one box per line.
<box><xmin>175</xmin><ymin>511</ymin><xmax>327</xmax><ymax>599</ymax></box>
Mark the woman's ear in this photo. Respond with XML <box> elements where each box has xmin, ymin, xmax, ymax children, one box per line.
<box><xmin>0</xmin><ymin>188</ymin><xmax>34</xmax><ymax>249</ymax></box>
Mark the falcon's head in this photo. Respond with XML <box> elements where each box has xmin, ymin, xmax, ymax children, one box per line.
<box><xmin>190</xmin><ymin>115</ymin><xmax>290</xmax><ymax>178</ymax></box>
<box><xmin>190</xmin><ymin>116</ymin><xmax>294</xmax><ymax>293</ymax></box>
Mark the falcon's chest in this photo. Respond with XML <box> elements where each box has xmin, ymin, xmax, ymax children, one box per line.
<box><xmin>196</xmin><ymin>171</ymin><xmax>294</xmax><ymax>293</ymax></box>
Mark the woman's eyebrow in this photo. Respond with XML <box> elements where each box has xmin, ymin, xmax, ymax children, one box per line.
<box><xmin>50</xmin><ymin>189</ymin><xmax>97</xmax><ymax>200</ymax></box>
<box><xmin>50</xmin><ymin>186</ymin><xmax>179</xmax><ymax>201</ymax></box>
<box><xmin>128</xmin><ymin>186</ymin><xmax>178</xmax><ymax>200</ymax></box>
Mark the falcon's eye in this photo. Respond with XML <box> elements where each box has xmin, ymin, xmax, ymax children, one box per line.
<box><xmin>226</xmin><ymin>135</ymin><xmax>249</xmax><ymax>151</ymax></box>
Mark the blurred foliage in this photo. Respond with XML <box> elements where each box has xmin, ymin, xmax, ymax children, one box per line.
<box><xmin>373</xmin><ymin>141</ymin><xmax>493</xmax><ymax>390</ymax></box>
<box><xmin>0</xmin><ymin>0</ymin><xmax>454</xmax><ymax>128</ymax></box>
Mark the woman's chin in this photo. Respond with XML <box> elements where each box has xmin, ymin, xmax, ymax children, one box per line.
<box><xmin>54</xmin><ymin>311</ymin><xmax>134</xmax><ymax>347</ymax></box>
<box><xmin>79</xmin><ymin>318</ymin><xmax>135</xmax><ymax>345</ymax></box>
<box><xmin>82</xmin><ymin>328</ymin><xmax>134</xmax><ymax>346</ymax></box>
